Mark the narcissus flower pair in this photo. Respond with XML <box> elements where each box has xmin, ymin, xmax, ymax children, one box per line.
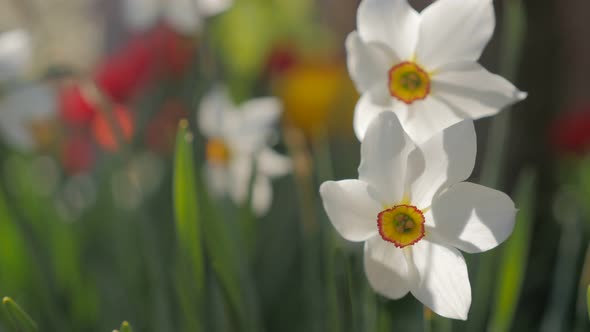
<box><xmin>347</xmin><ymin>0</ymin><xmax>526</xmax><ymax>143</ymax></box>
<box><xmin>320</xmin><ymin>0</ymin><xmax>528</xmax><ymax>321</ymax></box>
<box><xmin>320</xmin><ymin>112</ymin><xmax>516</xmax><ymax>319</ymax></box>
<box><xmin>198</xmin><ymin>86</ymin><xmax>291</xmax><ymax>216</ymax></box>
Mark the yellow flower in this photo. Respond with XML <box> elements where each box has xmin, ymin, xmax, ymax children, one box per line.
<box><xmin>274</xmin><ymin>59</ymin><xmax>357</xmax><ymax>138</ymax></box>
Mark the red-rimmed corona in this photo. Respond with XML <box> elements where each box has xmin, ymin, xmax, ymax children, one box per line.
<box><xmin>377</xmin><ymin>204</ymin><xmax>425</xmax><ymax>248</ymax></box>
<box><xmin>388</xmin><ymin>61</ymin><xmax>431</xmax><ymax>105</ymax></box>
<box><xmin>320</xmin><ymin>112</ymin><xmax>517</xmax><ymax>320</ymax></box>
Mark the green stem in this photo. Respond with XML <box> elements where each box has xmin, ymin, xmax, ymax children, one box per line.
<box><xmin>284</xmin><ymin>127</ymin><xmax>322</xmax><ymax>331</ymax></box>
<box><xmin>539</xmin><ymin>212</ymin><xmax>584</xmax><ymax>332</ymax></box>
<box><xmin>423</xmin><ymin>307</ymin><xmax>433</xmax><ymax>332</ymax></box>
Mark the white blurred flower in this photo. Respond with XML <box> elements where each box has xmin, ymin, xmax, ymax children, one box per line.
<box><xmin>124</xmin><ymin>0</ymin><xmax>233</xmax><ymax>34</ymax></box>
<box><xmin>0</xmin><ymin>29</ymin><xmax>31</xmax><ymax>82</ymax></box>
<box><xmin>198</xmin><ymin>86</ymin><xmax>291</xmax><ymax>216</ymax></box>
<box><xmin>0</xmin><ymin>84</ymin><xmax>56</xmax><ymax>151</ymax></box>
<box><xmin>319</xmin><ymin>112</ymin><xmax>516</xmax><ymax>320</ymax></box>
<box><xmin>347</xmin><ymin>0</ymin><xmax>527</xmax><ymax>143</ymax></box>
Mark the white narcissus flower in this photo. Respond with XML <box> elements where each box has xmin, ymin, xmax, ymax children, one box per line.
<box><xmin>198</xmin><ymin>86</ymin><xmax>291</xmax><ymax>216</ymax></box>
<box><xmin>124</xmin><ymin>0</ymin><xmax>233</xmax><ymax>34</ymax></box>
<box><xmin>319</xmin><ymin>111</ymin><xmax>516</xmax><ymax>320</ymax></box>
<box><xmin>0</xmin><ymin>29</ymin><xmax>31</xmax><ymax>82</ymax></box>
<box><xmin>0</xmin><ymin>84</ymin><xmax>56</xmax><ymax>151</ymax></box>
<box><xmin>347</xmin><ymin>0</ymin><xmax>527</xmax><ymax>143</ymax></box>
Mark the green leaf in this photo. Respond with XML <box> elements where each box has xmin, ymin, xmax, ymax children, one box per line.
<box><xmin>488</xmin><ymin>169</ymin><xmax>536</xmax><ymax>332</ymax></box>
<box><xmin>0</xmin><ymin>188</ymin><xmax>31</xmax><ymax>294</ymax></box>
<box><xmin>173</xmin><ymin>119</ymin><xmax>205</xmax><ymax>292</ymax></box>
<box><xmin>587</xmin><ymin>285</ymin><xmax>590</xmax><ymax>321</ymax></box>
<box><xmin>2</xmin><ymin>297</ymin><xmax>38</xmax><ymax>332</ymax></box>
<box><xmin>201</xmin><ymin>197</ymin><xmax>262</xmax><ymax>332</ymax></box>
<box><xmin>173</xmin><ymin>120</ymin><xmax>205</xmax><ymax>331</ymax></box>
<box><xmin>469</xmin><ymin>2</ymin><xmax>527</xmax><ymax>329</ymax></box>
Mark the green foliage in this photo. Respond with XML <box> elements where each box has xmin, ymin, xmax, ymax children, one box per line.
<box><xmin>488</xmin><ymin>169</ymin><xmax>536</xmax><ymax>332</ymax></box>
<box><xmin>1</xmin><ymin>297</ymin><xmax>38</xmax><ymax>332</ymax></box>
<box><xmin>173</xmin><ymin>120</ymin><xmax>204</xmax><ymax>331</ymax></box>
<box><xmin>173</xmin><ymin>119</ymin><xmax>205</xmax><ymax>292</ymax></box>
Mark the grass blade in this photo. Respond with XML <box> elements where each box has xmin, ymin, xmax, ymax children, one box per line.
<box><xmin>2</xmin><ymin>297</ymin><xmax>38</xmax><ymax>332</ymax></box>
<box><xmin>488</xmin><ymin>169</ymin><xmax>536</xmax><ymax>331</ymax></box>
<box><xmin>173</xmin><ymin>120</ymin><xmax>204</xmax><ymax>331</ymax></box>
<box><xmin>174</xmin><ymin>120</ymin><xmax>205</xmax><ymax>290</ymax></box>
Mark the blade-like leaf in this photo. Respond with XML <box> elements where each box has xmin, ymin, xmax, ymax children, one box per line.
<box><xmin>174</xmin><ymin>119</ymin><xmax>205</xmax><ymax>291</ymax></box>
<box><xmin>488</xmin><ymin>169</ymin><xmax>536</xmax><ymax>331</ymax></box>
<box><xmin>2</xmin><ymin>297</ymin><xmax>38</xmax><ymax>332</ymax></box>
<box><xmin>174</xmin><ymin>120</ymin><xmax>204</xmax><ymax>332</ymax></box>
<box><xmin>469</xmin><ymin>0</ymin><xmax>527</xmax><ymax>329</ymax></box>
<box><xmin>201</xmin><ymin>193</ymin><xmax>262</xmax><ymax>332</ymax></box>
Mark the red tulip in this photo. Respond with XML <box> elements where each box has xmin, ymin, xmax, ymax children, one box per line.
<box><xmin>94</xmin><ymin>33</ymin><xmax>158</xmax><ymax>103</ymax></box>
<box><xmin>58</xmin><ymin>83</ymin><xmax>97</xmax><ymax>127</ymax></box>
<box><xmin>551</xmin><ymin>104</ymin><xmax>590</xmax><ymax>155</ymax></box>
<box><xmin>91</xmin><ymin>105</ymin><xmax>134</xmax><ymax>152</ymax></box>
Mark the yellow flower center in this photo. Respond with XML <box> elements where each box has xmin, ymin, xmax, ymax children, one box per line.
<box><xmin>377</xmin><ymin>204</ymin><xmax>425</xmax><ymax>248</ymax></box>
<box><xmin>206</xmin><ymin>138</ymin><xmax>231</xmax><ymax>166</ymax></box>
<box><xmin>388</xmin><ymin>61</ymin><xmax>431</xmax><ymax>104</ymax></box>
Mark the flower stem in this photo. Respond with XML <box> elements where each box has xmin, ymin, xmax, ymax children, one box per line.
<box><xmin>423</xmin><ymin>306</ymin><xmax>433</xmax><ymax>332</ymax></box>
<box><xmin>284</xmin><ymin>126</ymin><xmax>322</xmax><ymax>331</ymax></box>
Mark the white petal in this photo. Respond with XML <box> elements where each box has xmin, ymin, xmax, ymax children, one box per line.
<box><xmin>238</xmin><ymin>97</ymin><xmax>282</xmax><ymax>130</ymax></box>
<box><xmin>432</xmin><ymin>62</ymin><xmax>527</xmax><ymax>119</ymax></box>
<box><xmin>251</xmin><ymin>175</ymin><xmax>272</xmax><ymax>217</ymax></box>
<box><xmin>197</xmin><ymin>0</ymin><xmax>233</xmax><ymax>16</ymax></box>
<box><xmin>428</xmin><ymin>182</ymin><xmax>517</xmax><ymax>253</ymax></box>
<box><xmin>198</xmin><ymin>85</ymin><xmax>233</xmax><ymax>138</ymax></box>
<box><xmin>228</xmin><ymin>155</ymin><xmax>253</xmax><ymax>205</ymax></box>
<box><xmin>402</xmin><ymin>96</ymin><xmax>464</xmax><ymax>144</ymax></box>
<box><xmin>0</xmin><ymin>29</ymin><xmax>31</xmax><ymax>81</ymax></box>
<box><xmin>165</xmin><ymin>0</ymin><xmax>203</xmax><ymax>33</ymax></box>
<box><xmin>353</xmin><ymin>85</ymin><xmax>401</xmax><ymax>141</ymax></box>
<box><xmin>357</xmin><ymin>0</ymin><xmax>420</xmax><ymax>60</ymax></box>
<box><xmin>0</xmin><ymin>84</ymin><xmax>56</xmax><ymax>151</ymax></box>
<box><xmin>345</xmin><ymin>31</ymin><xmax>393</xmax><ymax>93</ymax></box>
<box><xmin>227</xmin><ymin>97</ymin><xmax>282</xmax><ymax>154</ymax></box>
<box><xmin>256</xmin><ymin>148</ymin><xmax>291</xmax><ymax>178</ymax></box>
<box><xmin>364</xmin><ymin>237</ymin><xmax>410</xmax><ymax>299</ymax></box>
<box><xmin>319</xmin><ymin>180</ymin><xmax>381</xmax><ymax>242</ymax></box>
<box><xmin>416</xmin><ymin>0</ymin><xmax>495</xmax><ymax>69</ymax></box>
<box><xmin>124</xmin><ymin>0</ymin><xmax>160</xmax><ymax>31</ymax></box>
<box><xmin>409</xmin><ymin>239</ymin><xmax>471</xmax><ymax>320</ymax></box>
<box><xmin>408</xmin><ymin>120</ymin><xmax>476</xmax><ymax>208</ymax></box>
<box><xmin>358</xmin><ymin>111</ymin><xmax>415</xmax><ymax>205</ymax></box>
<box><xmin>204</xmin><ymin>165</ymin><xmax>228</xmax><ymax>197</ymax></box>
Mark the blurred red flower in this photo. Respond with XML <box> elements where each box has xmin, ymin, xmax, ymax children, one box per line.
<box><xmin>91</xmin><ymin>105</ymin><xmax>134</xmax><ymax>152</ymax></box>
<box><xmin>551</xmin><ymin>104</ymin><xmax>590</xmax><ymax>155</ymax></box>
<box><xmin>58</xmin><ymin>83</ymin><xmax>97</xmax><ymax>127</ymax></box>
<box><xmin>265</xmin><ymin>44</ymin><xmax>298</xmax><ymax>78</ymax></box>
<box><xmin>145</xmin><ymin>99</ymin><xmax>188</xmax><ymax>155</ymax></box>
<box><xmin>94</xmin><ymin>24</ymin><xmax>196</xmax><ymax>103</ymax></box>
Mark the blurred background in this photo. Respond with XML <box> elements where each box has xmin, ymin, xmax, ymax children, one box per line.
<box><xmin>0</xmin><ymin>0</ymin><xmax>588</xmax><ymax>331</ymax></box>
